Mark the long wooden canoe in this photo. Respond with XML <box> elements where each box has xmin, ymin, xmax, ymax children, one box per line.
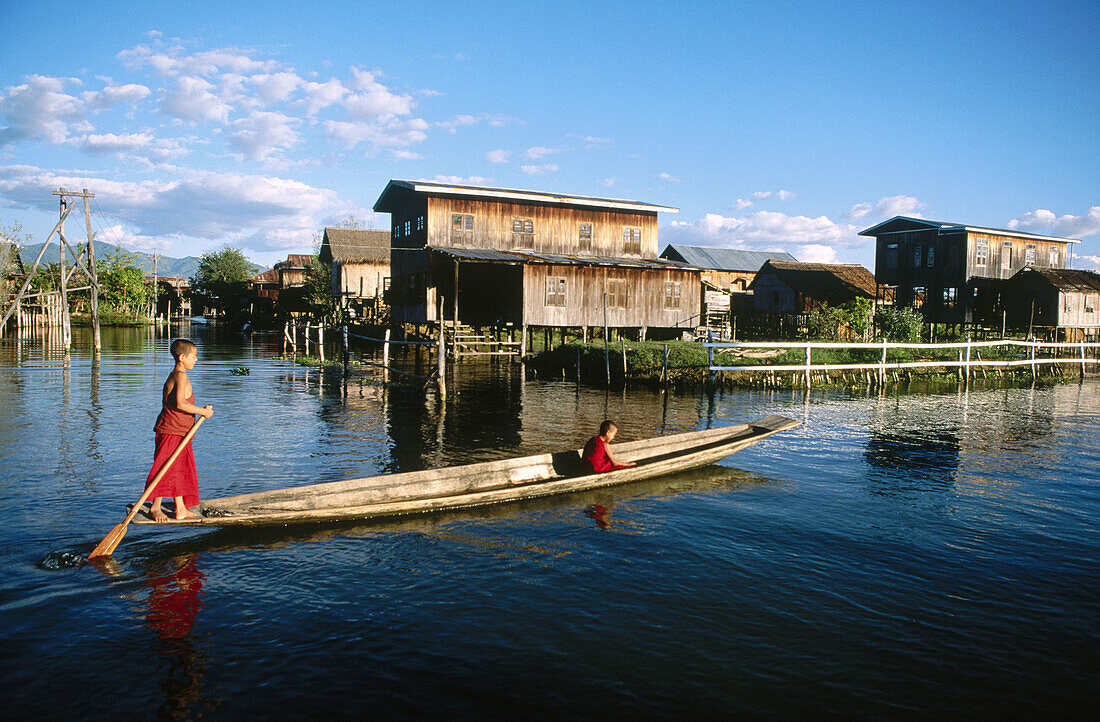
<box><xmin>132</xmin><ymin>414</ymin><xmax>799</xmax><ymax>527</ymax></box>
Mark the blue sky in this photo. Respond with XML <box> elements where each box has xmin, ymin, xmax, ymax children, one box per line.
<box><xmin>1</xmin><ymin>0</ymin><xmax>1097</xmax><ymax>269</ymax></box>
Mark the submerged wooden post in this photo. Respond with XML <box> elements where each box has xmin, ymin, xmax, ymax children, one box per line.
<box><xmin>621</xmin><ymin>337</ymin><xmax>627</xmax><ymax>380</ymax></box>
<box><xmin>662</xmin><ymin>344</ymin><xmax>669</xmax><ymax>387</ymax></box>
<box><xmin>879</xmin><ymin>339</ymin><xmax>887</xmax><ymax>387</ymax></box>
<box><xmin>437</xmin><ymin>308</ymin><xmax>447</xmax><ymax>401</ymax></box>
<box><xmin>964</xmin><ymin>338</ymin><xmax>971</xmax><ymax>382</ymax></box>
<box><xmin>342</xmin><ymin>325</ymin><xmax>349</xmax><ymax>378</ymax></box>
<box><xmin>1081</xmin><ymin>341</ymin><xmax>1087</xmax><ymax>379</ymax></box>
<box><xmin>319</xmin><ymin>324</ymin><xmax>325</xmax><ymax>364</ymax></box>
<box><xmin>383</xmin><ymin>328</ymin><xmax>391</xmax><ymax>372</ymax></box>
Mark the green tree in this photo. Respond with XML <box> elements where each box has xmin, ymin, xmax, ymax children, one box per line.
<box><xmin>98</xmin><ymin>247</ymin><xmax>149</xmax><ymax>314</ymax></box>
<box><xmin>301</xmin><ymin>255</ymin><xmax>336</xmax><ymax>321</ymax></box>
<box><xmin>191</xmin><ymin>246</ymin><xmax>257</xmax><ymax>315</ymax></box>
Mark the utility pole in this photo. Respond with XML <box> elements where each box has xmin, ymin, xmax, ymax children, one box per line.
<box><xmin>52</xmin><ymin>187</ymin><xmax>99</xmax><ymax>351</ymax></box>
<box><xmin>55</xmin><ymin>190</ymin><xmax>71</xmax><ymax>349</ymax></box>
<box><xmin>152</xmin><ymin>253</ymin><xmax>160</xmax><ymax>321</ymax></box>
<box><xmin>81</xmin><ymin>188</ymin><xmax>100</xmax><ymax>350</ymax></box>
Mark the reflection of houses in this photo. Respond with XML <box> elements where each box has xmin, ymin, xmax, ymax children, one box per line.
<box><xmin>1004</xmin><ymin>267</ymin><xmax>1100</xmax><ymax>340</ymax></box>
<box><xmin>860</xmin><ymin>216</ymin><xmax>1081</xmax><ymax>324</ymax></box>
<box><xmin>372</xmin><ymin>179</ymin><xmax>700</xmax><ymax>340</ymax></box>
<box><xmin>318</xmin><ymin>228</ymin><xmax>390</xmax><ymax>317</ymax></box>
<box><xmin>750</xmin><ymin>260</ymin><xmax>877</xmax><ymax>313</ymax></box>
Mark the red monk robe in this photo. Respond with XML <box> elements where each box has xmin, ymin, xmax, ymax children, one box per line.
<box><xmin>146</xmin><ymin>391</ymin><xmax>200</xmax><ymax>509</ymax></box>
<box><xmin>582</xmin><ymin>435</ymin><xmax>630</xmax><ymax>473</ymax></box>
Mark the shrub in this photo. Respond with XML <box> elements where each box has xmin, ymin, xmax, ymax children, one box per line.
<box><xmin>874</xmin><ymin>306</ymin><xmax>923</xmax><ymax>342</ymax></box>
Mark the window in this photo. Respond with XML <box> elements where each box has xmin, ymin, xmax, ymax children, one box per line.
<box><xmin>927</xmin><ymin>246</ymin><xmax>935</xmax><ymax>267</ymax></box>
<box><xmin>417</xmin><ymin>216</ymin><xmax>425</xmax><ymax>232</ymax></box>
<box><xmin>1064</xmin><ymin>295</ymin><xmax>1073</xmax><ymax>312</ymax></box>
<box><xmin>1001</xmin><ymin>241</ymin><xmax>1012</xmax><ymax>270</ymax></box>
<box><xmin>578</xmin><ymin>223</ymin><xmax>593</xmax><ymax>253</ymax></box>
<box><xmin>1086</xmin><ymin>295</ymin><xmax>1096</xmax><ymax>314</ymax></box>
<box><xmin>545</xmin><ymin>277</ymin><xmax>566</xmax><ymax>306</ymax></box>
<box><xmin>451</xmin><ymin>214</ymin><xmax>474</xmax><ymax>244</ymax></box>
<box><xmin>912</xmin><ymin>286</ymin><xmax>926</xmax><ymax>309</ymax></box>
<box><xmin>886</xmin><ymin>244</ymin><xmax>898</xmax><ymax>270</ymax></box>
<box><xmin>1050</xmin><ymin>248</ymin><xmax>1059</xmax><ymax>266</ymax></box>
<box><xmin>622</xmin><ymin>227</ymin><xmax>642</xmax><ymax>255</ymax></box>
<box><xmin>512</xmin><ymin>218</ymin><xmax>535</xmax><ymax>249</ymax></box>
<box><xmin>404</xmin><ymin>220</ymin><xmax>412</xmax><ymax>237</ymax></box>
<box><xmin>976</xmin><ymin>239</ymin><xmax>988</xmax><ymax>266</ymax></box>
<box><xmin>1025</xmin><ymin>244</ymin><xmax>1036</xmax><ymax>265</ymax></box>
<box><xmin>606</xmin><ymin>278</ymin><xmax>627</xmax><ymax>308</ymax></box>
<box><xmin>663</xmin><ymin>282</ymin><xmax>681</xmax><ymax>309</ymax></box>
<box><xmin>914</xmin><ymin>246</ymin><xmax>922</xmax><ymax>268</ymax></box>
<box><xmin>943</xmin><ymin>287</ymin><xmax>958</xmax><ymax>309</ymax></box>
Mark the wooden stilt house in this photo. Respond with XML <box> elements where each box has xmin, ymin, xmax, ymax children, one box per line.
<box><xmin>373</xmin><ymin>180</ymin><xmax>700</xmax><ymax>342</ymax></box>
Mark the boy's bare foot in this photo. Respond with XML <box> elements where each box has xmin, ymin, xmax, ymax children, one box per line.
<box><xmin>174</xmin><ymin>507</ymin><xmax>198</xmax><ymax>521</ymax></box>
<box><xmin>150</xmin><ymin>505</ymin><xmax>169</xmax><ymax>523</ymax></box>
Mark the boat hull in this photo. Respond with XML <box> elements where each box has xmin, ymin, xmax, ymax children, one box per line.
<box><xmin>132</xmin><ymin>415</ymin><xmax>799</xmax><ymax>527</ymax></box>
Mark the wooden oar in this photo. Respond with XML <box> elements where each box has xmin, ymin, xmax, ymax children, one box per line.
<box><xmin>89</xmin><ymin>417</ymin><xmax>206</xmax><ymax>559</ymax></box>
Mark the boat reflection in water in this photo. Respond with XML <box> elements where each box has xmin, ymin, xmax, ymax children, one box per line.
<box><xmin>148</xmin><ymin>462</ymin><xmax>779</xmax><ymax>556</ymax></box>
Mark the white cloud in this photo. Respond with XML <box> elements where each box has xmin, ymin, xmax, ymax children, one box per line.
<box><xmin>798</xmin><ymin>244</ymin><xmax>838</xmax><ymax>263</ymax></box>
<box><xmin>323</xmin><ymin>117</ymin><xmax>429</xmax><ymax>152</ymax></box>
<box><xmin>0</xmin><ymin>163</ymin><xmax>355</xmax><ymax>258</ymax></box>
<box><xmin>0</xmin><ymin>75</ymin><xmax>86</xmax><ymax>145</ymax></box>
<box><xmin>657</xmin><ymin>172</ymin><xmax>681</xmax><ymax>183</ymax></box>
<box><xmin>432</xmin><ymin>175</ymin><xmax>490</xmax><ymax>185</ymax></box>
<box><xmin>161</xmin><ymin>75</ymin><xmax>232</xmax><ymax>123</ymax></box>
<box><xmin>390</xmin><ymin>149</ymin><xmax>423</xmax><ymax>160</ymax></box>
<box><xmin>732</xmin><ymin>198</ymin><xmax>753</xmax><ymax>210</ymax></box>
<box><xmin>599</xmin><ymin>177</ymin><xmax>616</xmax><ymax>188</ymax></box>
<box><xmin>117</xmin><ymin>44</ymin><xmax>278</xmax><ymax>78</ymax></box>
<box><xmin>81</xmin><ymin>132</ymin><xmax>154</xmax><ymax>154</ymax></box>
<box><xmin>568</xmin><ymin>134</ymin><xmax>612</xmax><ymax>146</ymax></box>
<box><xmin>1007</xmin><ymin>206</ymin><xmax>1100</xmax><ymax>239</ymax></box>
<box><xmin>250</xmin><ymin>72</ymin><xmax>302</xmax><ymax>105</ymax></box>
<box><xmin>846</xmin><ymin>194</ymin><xmax>925</xmax><ymax>221</ymax></box>
<box><xmin>227</xmin><ymin>111</ymin><xmax>300</xmax><ymax>161</ymax></box>
<box><xmin>1076</xmin><ymin>254</ymin><xmax>1100</xmax><ymax>271</ymax></box>
<box><xmin>485</xmin><ymin>149</ymin><xmax>510</xmax><ymax>163</ymax></box>
<box><xmin>751</xmin><ymin>189</ymin><xmax>795</xmax><ymax>201</ymax></box>
<box><xmin>665</xmin><ymin>210</ymin><xmax>864</xmax><ymax>258</ymax></box>
<box><xmin>437</xmin><ymin>114</ymin><xmax>480</xmax><ymax>132</ymax></box>
<box><xmin>342</xmin><ymin>67</ymin><xmax>415</xmax><ymax>119</ymax></box>
<box><xmin>525</xmin><ymin>146</ymin><xmax>560</xmax><ymax>159</ymax></box>
<box><xmin>521</xmin><ymin>164</ymin><xmax>558</xmax><ymax>175</ymax></box>
<box><xmin>82</xmin><ymin>83</ymin><xmax>151</xmax><ymax>112</ymax></box>
<box><xmin>299</xmin><ymin>78</ymin><xmax>347</xmax><ymax>115</ymax></box>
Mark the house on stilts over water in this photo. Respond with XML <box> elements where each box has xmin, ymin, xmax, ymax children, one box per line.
<box><xmin>373</xmin><ymin>180</ymin><xmax>701</xmax><ymax>349</ymax></box>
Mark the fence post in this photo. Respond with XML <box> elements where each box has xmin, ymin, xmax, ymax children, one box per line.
<box><xmin>437</xmin><ymin>317</ymin><xmax>447</xmax><ymax>401</ymax></box>
<box><xmin>319</xmin><ymin>324</ymin><xmax>325</xmax><ymax>364</ymax></box>
<box><xmin>1030</xmin><ymin>341</ymin><xmax>1037</xmax><ymax>380</ymax></box>
<box><xmin>621</xmin><ymin>337</ymin><xmax>627</xmax><ymax>381</ymax></box>
<box><xmin>662</xmin><ymin>344</ymin><xmax>669</xmax><ymax>387</ymax></box>
<box><xmin>965</xmin><ymin>338</ymin><xmax>971</xmax><ymax>383</ymax></box>
<box><xmin>1081</xmin><ymin>341</ymin><xmax>1087</xmax><ymax>379</ymax></box>
<box><xmin>805</xmin><ymin>343</ymin><xmax>812</xmax><ymax>389</ymax></box>
<box><xmin>707</xmin><ymin>343</ymin><xmax>715</xmax><ymax>388</ymax></box>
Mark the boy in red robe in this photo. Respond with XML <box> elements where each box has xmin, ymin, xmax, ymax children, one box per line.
<box><xmin>582</xmin><ymin>420</ymin><xmax>637</xmax><ymax>473</ymax></box>
<box><xmin>147</xmin><ymin>339</ymin><xmax>213</xmax><ymax>522</ymax></box>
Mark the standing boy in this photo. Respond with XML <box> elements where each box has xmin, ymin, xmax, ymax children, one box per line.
<box><xmin>147</xmin><ymin>339</ymin><xmax>213</xmax><ymax>522</ymax></box>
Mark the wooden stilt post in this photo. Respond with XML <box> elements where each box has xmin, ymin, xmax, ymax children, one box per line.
<box><xmin>319</xmin><ymin>324</ymin><xmax>325</xmax><ymax>364</ymax></box>
<box><xmin>805</xmin><ymin>342</ymin><xmax>812</xmax><ymax>389</ymax></box>
<box><xmin>342</xmin><ymin>325</ymin><xmax>349</xmax><ymax>378</ymax></box>
<box><xmin>662</xmin><ymin>344</ymin><xmax>669</xmax><ymax>388</ymax></box>
<box><xmin>383</xmin><ymin>327</ymin><xmax>391</xmax><ymax>382</ymax></box>
<box><xmin>437</xmin><ymin>300</ymin><xmax>447</xmax><ymax>401</ymax></box>
<box><xmin>621</xmin><ymin>337</ymin><xmax>627</xmax><ymax>380</ymax></box>
<box><xmin>56</xmin><ymin>193</ymin><xmax>71</xmax><ymax>350</ymax></box>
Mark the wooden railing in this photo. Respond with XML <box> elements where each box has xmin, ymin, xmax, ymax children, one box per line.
<box><xmin>703</xmin><ymin>339</ymin><xmax>1100</xmax><ymax>387</ymax></box>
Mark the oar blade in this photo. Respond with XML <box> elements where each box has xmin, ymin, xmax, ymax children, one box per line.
<box><xmin>88</xmin><ymin>522</ymin><xmax>128</xmax><ymax>559</ymax></box>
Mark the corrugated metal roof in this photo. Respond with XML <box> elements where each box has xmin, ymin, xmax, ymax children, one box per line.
<box><xmin>858</xmin><ymin>215</ymin><xmax>1082</xmax><ymax>243</ymax></box>
<box><xmin>375</xmin><ymin>179</ymin><xmax>677</xmax><ymax>214</ymax></box>
<box><xmin>428</xmin><ymin>247</ymin><xmax>699</xmax><ymax>271</ymax></box>
<box><xmin>660</xmin><ymin>244</ymin><xmax>797</xmax><ymax>271</ymax></box>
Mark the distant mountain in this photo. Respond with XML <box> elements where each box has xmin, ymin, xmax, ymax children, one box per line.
<box><xmin>18</xmin><ymin>240</ymin><xmax>202</xmax><ymax>279</ymax></box>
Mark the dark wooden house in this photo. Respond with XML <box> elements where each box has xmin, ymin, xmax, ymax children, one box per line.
<box><xmin>1003</xmin><ymin>267</ymin><xmax>1100</xmax><ymax>340</ymax></box>
<box><xmin>319</xmin><ymin>228</ymin><xmax>390</xmax><ymax>317</ymax></box>
<box><xmin>373</xmin><ymin>180</ymin><xmax>699</xmax><ymax>339</ymax></box>
<box><xmin>860</xmin><ymin>216</ymin><xmax>1082</xmax><ymax>324</ymax></box>
<box><xmin>750</xmin><ymin>260</ymin><xmax>877</xmax><ymax>313</ymax></box>
<box><xmin>275</xmin><ymin>254</ymin><xmax>313</xmax><ymax>289</ymax></box>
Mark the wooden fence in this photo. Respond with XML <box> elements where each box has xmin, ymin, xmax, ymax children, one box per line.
<box><xmin>704</xmin><ymin>339</ymin><xmax>1100</xmax><ymax>387</ymax></box>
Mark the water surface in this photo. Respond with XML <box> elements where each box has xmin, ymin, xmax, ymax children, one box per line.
<box><xmin>1</xmin><ymin>325</ymin><xmax>1097</xmax><ymax>719</ymax></box>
